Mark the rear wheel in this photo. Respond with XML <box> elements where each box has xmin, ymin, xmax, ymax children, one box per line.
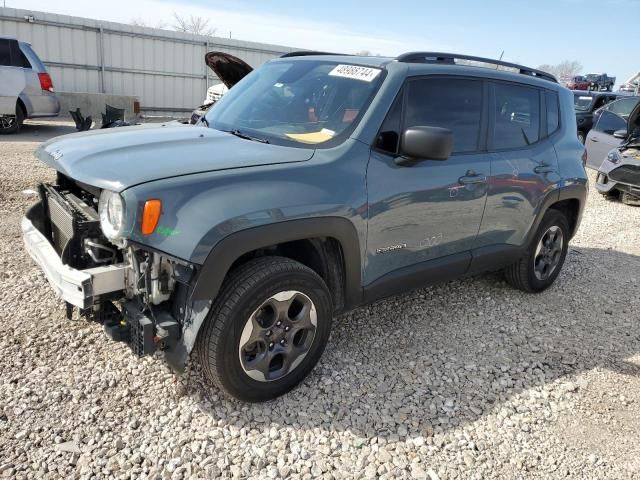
<box><xmin>0</xmin><ymin>103</ymin><xmax>25</xmax><ymax>135</ymax></box>
<box><xmin>196</xmin><ymin>256</ymin><xmax>333</xmax><ymax>402</ymax></box>
<box><xmin>504</xmin><ymin>209</ymin><xmax>570</xmax><ymax>293</ymax></box>
<box><xmin>620</xmin><ymin>191</ymin><xmax>640</xmax><ymax>206</ymax></box>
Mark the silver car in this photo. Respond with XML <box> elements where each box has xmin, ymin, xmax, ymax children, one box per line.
<box><xmin>0</xmin><ymin>36</ymin><xmax>60</xmax><ymax>134</ymax></box>
<box><xmin>594</xmin><ymin>103</ymin><xmax>640</xmax><ymax>205</ymax></box>
<box><xmin>585</xmin><ymin>96</ymin><xmax>640</xmax><ymax>169</ymax></box>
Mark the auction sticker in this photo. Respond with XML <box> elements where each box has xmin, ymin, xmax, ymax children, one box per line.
<box><xmin>329</xmin><ymin>64</ymin><xmax>381</xmax><ymax>82</ymax></box>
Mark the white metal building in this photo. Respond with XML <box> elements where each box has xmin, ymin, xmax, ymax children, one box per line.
<box><xmin>0</xmin><ymin>7</ymin><xmax>297</xmax><ymax>114</ymax></box>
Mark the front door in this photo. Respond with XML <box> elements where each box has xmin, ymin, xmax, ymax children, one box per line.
<box><xmin>586</xmin><ymin>110</ymin><xmax>626</xmax><ymax>170</ymax></box>
<box><xmin>365</xmin><ymin>76</ymin><xmax>490</xmax><ymax>286</ymax></box>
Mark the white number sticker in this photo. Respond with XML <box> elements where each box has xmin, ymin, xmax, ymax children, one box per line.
<box><xmin>329</xmin><ymin>64</ymin><xmax>382</xmax><ymax>82</ymax></box>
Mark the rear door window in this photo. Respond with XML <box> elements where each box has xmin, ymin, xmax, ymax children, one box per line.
<box><xmin>404</xmin><ymin>77</ymin><xmax>483</xmax><ymax>153</ymax></box>
<box><xmin>0</xmin><ymin>39</ymin><xmax>11</xmax><ymax>66</ymax></box>
<box><xmin>490</xmin><ymin>82</ymin><xmax>540</xmax><ymax>149</ymax></box>
<box><xmin>594</xmin><ymin>111</ymin><xmax>627</xmax><ymax>135</ymax></box>
<box><xmin>10</xmin><ymin>42</ymin><xmax>31</xmax><ymax>68</ymax></box>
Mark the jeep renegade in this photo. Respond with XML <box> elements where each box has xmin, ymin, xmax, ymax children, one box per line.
<box><xmin>22</xmin><ymin>52</ymin><xmax>587</xmax><ymax>402</ymax></box>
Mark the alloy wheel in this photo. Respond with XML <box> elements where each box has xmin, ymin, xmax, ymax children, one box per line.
<box><xmin>533</xmin><ymin>225</ymin><xmax>564</xmax><ymax>281</ymax></box>
<box><xmin>238</xmin><ymin>290</ymin><xmax>317</xmax><ymax>382</ymax></box>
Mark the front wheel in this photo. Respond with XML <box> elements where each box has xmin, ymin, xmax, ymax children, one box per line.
<box><xmin>504</xmin><ymin>209</ymin><xmax>570</xmax><ymax>293</ymax></box>
<box><xmin>196</xmin><ymin>256</ymin><xmax>333</xmax><ymax>402</ymax></box>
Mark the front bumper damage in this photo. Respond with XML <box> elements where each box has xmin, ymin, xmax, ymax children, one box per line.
<box><xmin>22</xmin><ymin>207</ymin><xmax>127</xmax><ymax>309</ymax></box>
<box><xmin>22</xmin><ymin>193</ymin><xmax>191</xmax><ymax>371</ymax></box>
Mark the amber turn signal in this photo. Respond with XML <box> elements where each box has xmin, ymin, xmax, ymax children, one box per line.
<box><xmin>141</xmin><ymin>199</ymin><xmax>162</xmax><ymax>235</ymax></box>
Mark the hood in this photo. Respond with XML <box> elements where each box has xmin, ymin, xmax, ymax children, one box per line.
<box><xmin>205</xmin><ymin>52</ymin><xmax>253</xmax><ymax>89</ymax></box>
<box><xmin>37</xmin><ymin>123</ymin><xmax>314</xmax><ymax>192</ymax></box>
<box><xmin>627</xmin><ymin>102</ymin><xmax>640</xmax><ymax>136</ymax></box>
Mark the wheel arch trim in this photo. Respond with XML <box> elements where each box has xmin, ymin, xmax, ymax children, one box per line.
<box><xmin>189</xmin><ymin>216</ymin><xmax>363</xmax><ymax>310</ymax></box>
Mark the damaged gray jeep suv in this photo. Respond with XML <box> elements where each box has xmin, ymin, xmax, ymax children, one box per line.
<box><xmin>23</xmin><ymin>52</ymin><xmax>588</xmax><ymax>402</ymax></box>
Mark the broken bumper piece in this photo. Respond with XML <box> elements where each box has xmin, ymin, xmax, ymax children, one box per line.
<box><xmin>21</xmin><ymin>212</ymin><xmax>127</xmax><ymax>310</ymax></box>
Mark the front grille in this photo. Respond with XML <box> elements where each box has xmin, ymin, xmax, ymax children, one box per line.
<box><xmin>609</xmin><ymin>165</ymin><xmax>640</xmax><ymax>186</ymax></box>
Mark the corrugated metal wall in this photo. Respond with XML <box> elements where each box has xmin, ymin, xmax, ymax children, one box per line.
<box><xmin>0</xmin><ymin>7</ymin><xmax>296</xmax><ymax>114</ymax></box>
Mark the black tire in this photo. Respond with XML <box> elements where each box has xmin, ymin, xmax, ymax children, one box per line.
<box><xmin>620</xmin><ymin>191</ymin><xmax>640</xmax><ymax>206</ymax></box>
<box><xmin>0</xmin><ymin>103</ymin><xmax>25</xmax><ymax>135</ymax></box>
<box><xmin>504</xmin><ymin>209</ymin><xmax>570</xmax><ymax>293</ymax></box>
<box><xmin>196</xmin><ymin>256</ymin><xmax>333</xmax><ymax>402</ymax></box>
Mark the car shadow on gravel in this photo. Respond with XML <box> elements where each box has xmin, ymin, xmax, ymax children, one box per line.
<box><xmin>183</xmin><ymin>246</ymin><xmax>640</xmax><ymax>442</ymax></box>
<box><xmin>7</xmin><ymin>120</ymin><xmax>77</xmax><ymax>143</ymax></box>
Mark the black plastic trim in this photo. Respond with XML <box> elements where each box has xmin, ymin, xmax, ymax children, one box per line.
<box><xmin>362</xmin><ymin>252</ymin><xmax>471</xmax><ymax>304</ymax></box>
<box><xmin>190</xmin><ymin>217</ymin><xmax>362</xmax><ymax>310</ymax></box>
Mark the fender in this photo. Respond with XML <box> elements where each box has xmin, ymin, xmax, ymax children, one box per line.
<box><xmin>162</xmin><ymin>216</ymin><xmax>365</xmax><ymax>371</ymax></box>
<box><xmin>18</xmin><ymin>93</ymin><xmax>34</xmax><ymax>117</ymax></box>
<box><xmin>190</xmin><ymin>216</ymin><xmax>362</xmax><ymax>308</ymax></box>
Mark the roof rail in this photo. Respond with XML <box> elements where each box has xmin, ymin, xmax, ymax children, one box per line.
<box><xmin>280</xmin><ymin>51</ymin><xmax>347</xmax><ymax>58</ymax></box>
<box><xmin>395</xmin><ymin>52</ymin><xmax>557</xmax><ymax>84</ymax></box>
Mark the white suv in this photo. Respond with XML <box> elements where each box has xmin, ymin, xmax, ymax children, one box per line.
<box><xmin>0</xmin><ymin>36</ymin><xmax>60</xmax><ymax>134</ymax></box>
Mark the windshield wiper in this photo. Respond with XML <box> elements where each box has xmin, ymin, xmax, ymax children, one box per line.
<box><xmin>227</xmin><ymin>129</ymin><xmax>270</xmax><ymax>144</ymax></box>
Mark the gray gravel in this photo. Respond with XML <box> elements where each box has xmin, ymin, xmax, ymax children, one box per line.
<box><xmin>2</xmin><ymin>122</ymin><xmax>640</xmax><ymax>479</ymax></box>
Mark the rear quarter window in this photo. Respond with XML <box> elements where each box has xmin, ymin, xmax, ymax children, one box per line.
<box><xmin>545</xmin><ymin>91</ymin><xmax>560</xmax><ymax>135</ymax></box>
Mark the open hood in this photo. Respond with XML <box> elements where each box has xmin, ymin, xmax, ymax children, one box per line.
<box><xmin>205</xmin><ymin>52</ymin><xmax>253</xmax><ymax>89</ymax></box>
<box><xmin>625</xmin><ymin>103</ymin><xmax>640</xmax><ymax>146</ymax></box>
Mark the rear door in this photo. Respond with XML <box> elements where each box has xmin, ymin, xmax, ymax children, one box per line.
<box><xmin>0</xmin><ymin>39</ymin><xmax>26</xmax><ymax>115</ymax></box>
<box><xmin>477</xmin><ymin>82</ymin><xmax>562</xmax><ymax>249</ymax></box>
<box><xmin>585</xmin><ymin>111</ymin><xmax>626</xmax><ymax>169</ymax></box>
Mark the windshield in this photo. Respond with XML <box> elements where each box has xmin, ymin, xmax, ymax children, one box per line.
<box><xmin>204</xmin><ymin>60</ymin><xmax>383</xmax><ymax>147</ymax></box>
<box><xmin>574</xmin><ymin>94</ymin><xmax>594</xmax><ymax>112</ymax></box>
<box><xmin>608</xmin><ymin>97</ymin><xmax>640</xmax><ymax>118</ymax></box>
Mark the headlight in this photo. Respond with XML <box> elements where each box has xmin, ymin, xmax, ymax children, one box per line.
<box><xmin>99</xmin><ymin>190</ymin><xmax>125</xmax><ymax>241</ymax></box>
<box><xmin>606</xmin><ymin>150</ymin><xmax>621</xmax><ymax>164</ymax></box>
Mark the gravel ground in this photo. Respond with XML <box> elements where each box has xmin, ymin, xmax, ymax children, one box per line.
<box><xmin>1</xmin><ymin>122</ymin><xmax>640</xmax><ymax>479</ymax></box>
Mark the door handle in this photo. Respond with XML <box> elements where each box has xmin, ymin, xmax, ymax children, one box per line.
<box><xmin>534</xmin><ymin>165</ymin><xmax>555</xmax><ymax>174</ymax></box>
<box><xmin>458</xmin><ymin>173</ymin><xmax>487</xmax><ymax>185</ymax></box>
<box><xmin>590</xmin><ymin>138</ymin><xmax>598</xmax><ymax>142</ymax></box>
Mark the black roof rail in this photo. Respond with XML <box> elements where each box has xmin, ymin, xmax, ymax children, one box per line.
<box><xmin>280</xmin><ymin>51</ymin><xmax>348</xmax><ymax>58</ymax></box>
<box><xmin>395</xmin><ymin>52</ymin><xmax>558</xmax><ymax>84</ymax></box>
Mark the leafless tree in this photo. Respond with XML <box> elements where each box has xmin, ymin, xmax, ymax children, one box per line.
<box><xmin>172</xmin><ymin>13</ymin><xmax>216</xmax><ymax>36</ymax></box>
<box><xmin>538</xmin><ymin>60</ymin><xmax>583</xmax><ymax>80</ymax></box>
<box><xmin>129</xmin><ymin>17</ymin><xmax>168</xmax><ymax>29</ymax></box>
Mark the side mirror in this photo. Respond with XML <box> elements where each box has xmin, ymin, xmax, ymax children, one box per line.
<box><xmin>395</xmin><ymin>126</ymin><xmax>453</xmax><ymax>166</ymax></box>
<box><xmin>613</xmin><ymin>129</ymin><xmax>628</xmax><ymax>139</ymax></box>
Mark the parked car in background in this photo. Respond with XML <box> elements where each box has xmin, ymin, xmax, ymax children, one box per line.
<box><xmin>0</xmin><ymin>36</ymin><xmax>59</xmax><ymax>134</ymax></box>
<box><xmin>573</xmin><ymin>90</ymin><xmax>618</xmax><ymax>143</ymax></box>
<box><xmin>594</xmin><ymin>103</ymin><xmax>640</xmax><ymax>205</ymax></box>
<box><xmin>620</xmin><ymin>80</ymin><xmax>639</xmax><ymax>94</ymax></box>
<box><xmin>592</xmin><ymin>96</ymin><xmax>640</xmax><ymax>128</ymax></box>
<box><xmin>585</xmin><ymin>110</ymin><xmax>628</xmax><ymax>169</ymax></box>
<box><xmin>189</xmin><ymin>52</ymin><xmax>252</xmax><ymax>125</ymax></box>
<box><xmin>566</xmin><ymin>75</ymin><xmax>590</xmax><ymax>90</ymax></box>
<box><xmin>585</xmin><ymin>73</ymin><xmax>616</xmax><ymax>92</ymax></box>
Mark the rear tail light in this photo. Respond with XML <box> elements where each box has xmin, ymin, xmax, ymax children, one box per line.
<box><xmin>582</xmin><ymin>150</ymin><xmax>587</xmax><ymax>166</ymax></box>
<box><xmin>38</xmin><ymin>73</ymin><xmax>54</xmax><ymax>93</ymax></box>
